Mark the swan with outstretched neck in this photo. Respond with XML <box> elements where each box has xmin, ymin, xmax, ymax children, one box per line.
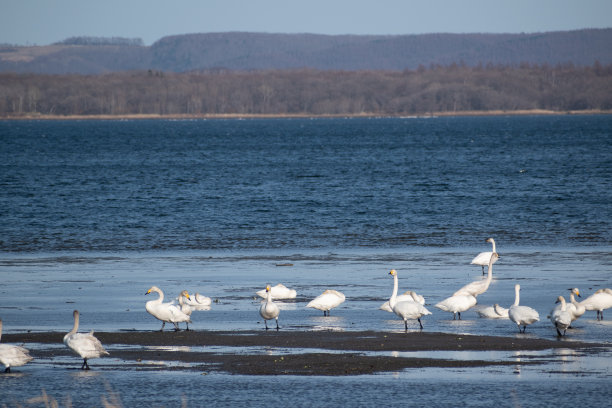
<box><xmin>0</xmin><ymin>319</ymin><xmax>33</xmax><ymax>373</ymax></box>
<box><xmin>259</xmin><ymin>285</ymin><xmax>280</xmax><ymax>330</ymax></box>
<box><xmin>508</xmin><ymin>284</ymin><xmax>540</xmax><ymax>333</ymax></box>
<box><xmin>388</xmin><ymin>269</ymin><xmax>431</xmax><ymax>331</ymax></box>
<box><xmin>454</xmin><ymin>252</ymin><xmax>499</xmax><ymax>297</ymax></box>
<box><xmin>63</xmin><ymin>310</ymin><xmax>109</xmax><ymax>370</ymax></box>
<box><xmin>470</xmin><ymin>238</ymin><xmax>499</xmax><ymax>274</ymax></box>
<box><xmin>145</xmin><ymin>286</ymin><xmax>191</xmax><ymax>331</ymax></box>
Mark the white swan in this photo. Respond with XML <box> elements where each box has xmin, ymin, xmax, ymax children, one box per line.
<box><xmin>306</xmin><ymin>290</ymin><xmax>346</xmax><ymax>316</ymax></box>
<box><xmin>380</xmin><ymin>290</ymin><xmax>425</xmax><ymax>312</ymax></box>
<box><xmin>454</xmin><ymin>252</ymin><xmax>499</xmax><ymax>297</ymax></box>
<box><xmin>550</xmin><ymin>296</ymin><xmax>572</xmax><ymax>337</ymax></box>
<box><xmin>183</xmin><ymin>292</ymin><xmax>212</xmax><ymax>309</ymax></box>
<box><xmin>256</xmin><ymin>283</ymin><xmax>297</xmax><ymax>300</ymax></box>
<box><xmin>470</xmin><ymin>237</ymin><xmax>499</xmax><ymax>274</ymax></box>
<box><xmin>63</xmin><ymin>310</ymin><xmax>109</xmax><ymax>370</ymax></box>
<box><xmin>567</xmin><ymin>288</ymin><xmax>585</xmax><ymax>322</ymax></box>
<box><xmin>259</xmin><ymin>285</ymin><xmax>280</xmax><ymax>330</ymax></box>
<box><xmin>145</xmin><ymin>286</ymin><xmax>192</xmax><ymax>331</ymax></box>
<box><xmin>388</xmin><ymin>269</ymin><xmax>432</xmax><ymax>331</ymax></box>
<box><xmin>177</xmin><ymin>290</ymin><xmax>193</xmax><ymax>331</ymax></box>
<box><xmin>579</xmin><ymin>288</ymin><xmax>612</xmax><ymax>320</ymax></box>
<box><xmin>435</xmin><ymin>294</ymin><xmax>477</xmax><ymax>320</ymax></box>
<box><xmin>474</xmin><ymin>303</ymin><xmax>509</xmax><ymax>319</ymax></box>
<box><xmin>508</xmin><ymin>284</ymin><xmax>540</xmax><ymax>333</ymax></box>
<box><xmin>0</xmin><ymin>319</ymin><xmax>33</xmax><ymax>373</ymax></box>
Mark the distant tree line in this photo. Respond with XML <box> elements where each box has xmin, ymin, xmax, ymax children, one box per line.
<box><xmin>1</xmin><ymin>63</ymin><xmax>611</xmax><ymax>117</ymax></box>
<box><xmin>55</xmin><ymin>36</ymin><xmax>145</xmax><ymax>47</ymax></box>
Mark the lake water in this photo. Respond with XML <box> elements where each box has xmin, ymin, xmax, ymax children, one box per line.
<box><xmin>0</xmin><ymin>116</ymin><xmax>611</xmax><ymax>406</ymax></box>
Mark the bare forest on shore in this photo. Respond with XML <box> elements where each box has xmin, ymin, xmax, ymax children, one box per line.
<box><xmin>1</xmin><ymin>63</ymin><xmax>611</xmax><ymax>118</ymax></box>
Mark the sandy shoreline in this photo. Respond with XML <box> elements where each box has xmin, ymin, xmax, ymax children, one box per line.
<box><xmin>5</xmin><ymin>330</ymin><xmax>607</xmax><ymax>375</ymax></box>
<box><xmin>2</xmin><ymin>109</ymin><xmax>612</xmax><ymax>121</ymax></box>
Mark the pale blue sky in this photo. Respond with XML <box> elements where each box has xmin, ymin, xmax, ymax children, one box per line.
<box><xmin>1</xmin><ymin>0</ymin><xmax>611</xmax><ymax>45</ymax></box>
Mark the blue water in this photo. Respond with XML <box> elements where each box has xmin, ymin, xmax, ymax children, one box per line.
<box><xmin>1</xmin><ymin>116</ymin><xmax>611</xmax><ymax>407</ymax></box>
<box><xmin>1</xmin><ymin>116</ymin><xmax>611</xmax><ymax>252</ymax></box>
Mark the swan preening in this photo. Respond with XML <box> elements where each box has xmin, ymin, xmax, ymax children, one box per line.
<box><xmin>508</xmin><ymin>284</ymin><xmax>540</xmax><ymax>333</ymax></box>
<box><xmin>0</xmin><ymin>319</ymin><xmax>33</xmax><ymax>373</ymax></box>
<box><xmin>435</xmin><ymin>294</ymin><xmax>477</xmax><ymax>320</ymax></box>
<box><xmin>471</xmin><ymin>238</ymin><xmax>499</xmax><ymax>274</ymax></box>
<box><xmin>475</xmin><ymin>304</ymin><xmax>509</xmax><ymax>319</ymax></box>
<box><xmin>579</xmin><ymin>288</ymin><xmax>612</xmax><ymax>320</ymax></box>
<box><xmin>259</xmin><ymin>285</ymin><xmax>280</xmax><ymax>330</ymax></box>
<box><xmin>63</xmin><ymin>310</ymin><xmax>109</xmax><ymax>370</ymax></box>
<box><xmin>306</xmin><ymin>290</ymin><xmax>346</xmax><ymax>316</ymax></box>
<box><xmin>550</xmin><ymin>296</ymin><xmax>572</xmax><ymax>337</ymax></box>
<box><xmin>145</xmin><ymin>286</ymin><xmax>192</xmax><ymax>331</ymax></box>
<box><xmin>388</xmin><ymin>270</ymin><xmax>432</xmax><ymax>331</ymax></box>
<box><xmin>256</xmin><ymin>284</ymin><xmax>297</xmax><ymax>300</ymax></box>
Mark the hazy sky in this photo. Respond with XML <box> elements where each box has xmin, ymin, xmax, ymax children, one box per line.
<box><xmin>1</xmin><ymin>0</ymin><xmax>611</xmax><ymax>46</ymax></box>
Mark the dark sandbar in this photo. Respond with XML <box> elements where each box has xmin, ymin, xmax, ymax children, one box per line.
<box><xmin>5</xmin><ymin>330</ymin><xmax>606</xmax><ymax>375</ymax></box>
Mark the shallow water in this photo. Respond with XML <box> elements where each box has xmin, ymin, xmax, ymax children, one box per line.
<box><xmin>1</xmin><ymin>248</ymin><xmax>611</xmax><ymax>406</ymax></box>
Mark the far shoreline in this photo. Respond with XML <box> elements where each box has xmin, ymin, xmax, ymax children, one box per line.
<box><xmin>2</xmin><ymin>109</ymin><xmax>612</xmax><ymax>121</ymax></box>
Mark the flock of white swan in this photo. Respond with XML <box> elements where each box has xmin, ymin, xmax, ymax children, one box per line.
<box><xmin>1</xmin><ymin>238</ymin><xmax>611</xmax><ymax>372</ymax></box>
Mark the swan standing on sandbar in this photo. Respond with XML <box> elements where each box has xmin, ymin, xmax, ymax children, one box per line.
<box><xmin>508</xmin><ymin>284</ymin><xmax>540</xmax><ymax>333</ymax></box>
<box><xmin>579</xmin><ymin>288</ymin><xmax>612</xmax><ymax>321</ymax></box>
<box><xmin>63</xmin><ymin>310</ymin><xmax>109</xmax><ymax>370</ymax></box>
<box><xmin>259</xmin><ymin>285</ymin><xmax>280</xmax><ymax>330</ymax></box>
<box><xmin>380</xmin><ymin>290</ymin><xmax>425</xmax><ymax>312</ymax></box>
<box><xmin>145</xmin><ymin>286</ymin><xmax>192</xmax><ymax>331</ymax></box>
<box><xmin>307</xmin><ymin>290</ymin><xmax>346</xmax><ymax>316</ymax></box>
<box><xmin>177</xmin><ymin>290</ymin><xmax>193</xmax><ymax>331</ymax></box>
<box><xmin>256</xmin><ymin>283</ymin><xmax>297</xmax><ymax>300</ymax></box>
<box><xmin>435</xmin><ymin>293</ymin><xmax>477</xmax><ymax>320</ymax></box>
<box><xmin>567</xmin><ymin>288</ymin><xmax>585</xmax><ymax>322</ymax></box>
<box><xmin>470</xmin><ymin>238</ymin><xmax>499</xmax><ymax>275</ymax></box>
<box><xmin>0</xmin><ymin>319</ymin><xmax>33</xmax><ymax>373</ymax></box>
<box><xmin>550</xmin><ymin>296</ymin><xmax>572</xmax><ymax>337</ymax></box>
<box><xmin>388</xmin><ymin>270</ymin><xmax>432</xmax><ymax>331</ymax></box>
<box><xmin>454</xmin><ymin>253</ymin><xmax>499</xmax><ymax>297</ymax></box>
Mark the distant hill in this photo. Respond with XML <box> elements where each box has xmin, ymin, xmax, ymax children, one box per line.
<box><xmin>1</xmin><ymin>29</ymin><xmax>611</xmax><ymax>74</ymax></box>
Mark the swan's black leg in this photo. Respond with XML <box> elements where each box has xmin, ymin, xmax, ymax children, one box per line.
<box><xmin>482</xmin><ymin>266</ymin><xmax>485</xmax><ymax>275</ymax></box>
<box><xmin>453</xmin><ymin>313</ymin><xmax>456</xmax><ymax>320</ymax></box>
<box><xmin>81</xmin><ymin>359</ymin><xmax>90</xmax><ymax>370</ymax></box>
<box><xmin>418</xmin><ymin>318</ymin><xmax>423</xmax><ymax>330</ymax></box>
<box><xmin>264</xmin><ymin>320</ymin><xmax>269</xmax><ymax>330</ymax></box>
<box><xmin>275</xmin><ymin>319</ymin><xmax>279</xmax><ymax>331</ymax></box>
<box><xmin>458</xmin><ymin>312</ymin><xmax>462</xmax><ymax>320</ymax></box>
<box><xmin>160</xmin><ymin>321</ymin><xmax>165</xmax><ymax>332</ymax></box>
<box><xmin>404</xmin><ymin>320</ymin><xmax>408</xmax><ymax>332</ymax></box>
<box><xmin>4</xmin><ymin>367</ymin><xmax>10</xmax><ymax>373</ymax></box>
<box><xmin>173</xmin><ymin>323</ymin><xmax>180</xmax><ymax>331</ymax></box>
<box><xmin>556</xmin><ymin>328</ymin><xmax>562</xmax><ymax>337</ymax></box>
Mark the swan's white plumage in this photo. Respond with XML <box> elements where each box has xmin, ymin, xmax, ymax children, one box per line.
<box><xmin>470</xmin><ymin>238</ymin><xmax>499</xmax><ymax>274</ymax></box>
<box><xmin>475</xmin><ymin>303</ymin><xmax>509</xmax><ymax>319</ymax></box>
<box><xmin>454</xmin><ymin>252</ymin><xmax>499</xmax><ymax>297</ymax></box>
<box><xmin>63</xmin><ymin>310</ymin><xmax>109</xmax><ymax>370</ymax></box>
<box><xmin>0</xmin><ymin>319</ymin><xmax>33</xmax><ymax>372</ymax></box>
<box><xmin>259</xmin><ymin>285</ymin><xmax>280</xmax><ymax>330</ymax></box>
<box><xmin>177</xmin><ymin>290</ymin><xmax>193</xmax><ymax>330</ymax></box>
<box><xmin>256</xmin><ymin>284</ymin><xmax>297</xmax><ymax>300</ymax></box>
<box><xmin>567</xmin><ymin>289</ymin><xmax>585</xmax><ymax>321</ymax></box>
<box><xmin>145</xmin><ymin>286</ymin><xmax>192</xmax><ymax>331</ymax></box>
<box><xmin>435</xmin><ymin>294</ymin><xmax>477</xmax><ymax>320</ymax></box>
<box><xmin>307</xmin><ymin>290</ymin><xmax>346</xmax><ymax>316</ymax></box>
<box><xmin>579</xmin><ymin>288</ymin><xmax>612</xmax><ymax>320</ymax></box>
<box><xmin>380</xmin><ymin>290</ymin><xmax>425</xmax><ymax>312</ymax></box>
<box><xmin>182</xmin><ymin>292</ymin><xmax>212</xmax><ymax>309</ymax></box>
<box><xmin>388</xmin><ymin>270</ymin><xmax>431</xmax><ymax>330</ymax></box>
<box><xmin>550</xmin><ymin>296</ymin><xmax>572</xmax><ymax>336</ymax></box>
<box><xmin>508</xmin><ymin>284</ymin><xmax>540</xmax><ymax>333</ymax></box>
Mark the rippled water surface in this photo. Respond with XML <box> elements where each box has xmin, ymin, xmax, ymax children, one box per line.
<box><xmin>1</xmin><ymin>116</ymin><xmax>611</xmax><ymax>406</ymax></box>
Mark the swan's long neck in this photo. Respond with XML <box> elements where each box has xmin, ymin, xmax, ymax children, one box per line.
<box><xmin>389</xmin><ymin>273</ymin><xmax>399</xmax><ymax>309</ymax></box>
<box><xmin>154</xmin><ymin>288</ymin><xmax>164</xmax><ymax>303</ymax></box>
<box><xmin>513</xmin><ymin>285</ymin><xmax>520</xmax><ymax>307</ymax></box>
<box><xmin>490</xmin><ymin>239</ymin><xmax>496</xmax><ymax>253</ymax></box>
<box><xmin>559</xmin><ymin>297</ymin><xmax>567</xmax><ymax>311</ymax></box>
<box><xmin>485</xmin><ymin>255</ymin><xmax>494</xmax><ymax>284</ymax></box>
<box><xmin>69</xmin><ymin>310</ymin><xmax>80</xmax><ymax>335</ymax></box>
<box><xmin>0</xmin><ymin>319</ymin><xmax>3</xmax><ymax>342</ymax></box>
<box><xmin>266</xmin><ymin>289</ymin><xmax>273</xmax><ymax>304</ymax></box>
<box><xmin>569</xmin><ymin>293</ymin><xmax>578</xmax><ymax>305</ymax></box>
